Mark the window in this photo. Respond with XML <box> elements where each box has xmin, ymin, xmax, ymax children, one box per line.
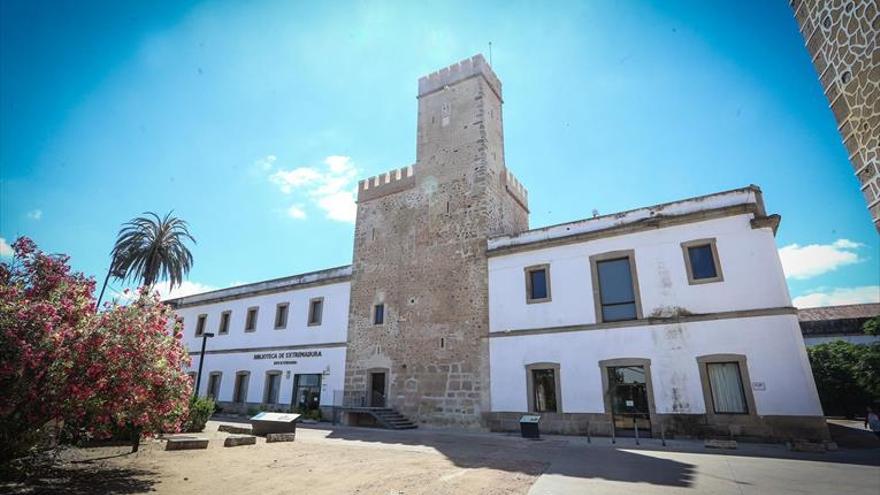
<box><xmin>293</xmin><ymin>374</ymin><xmax>322</xmax><ymax>411</ymax></box>
<box><xmin>706</xmin><ymin>362</ymin><xmax>748</xmax><ymax>414</ymax></box>
<box><xmin>591</xmin><ymin>251</ymin><xmax>641</xmax><ymax>323</ymax></box>
<box><xmin>681</xmin><ymin>239</ymin><xmax>723</xmax><ymax>284</ymax></box>
<box><xmin>308</xmin><ymin>297</ymin><xmax>323</xmax><ymax>326</ymax></box>
<box><xmin>207</xmin><ymin>372</ymin><xmax>222</xmax><ymax>400</ymax></box>
<box><xmin>274</xmin><ymin>303</ymin><xmax>289</xmax><ymax>329</ymax></box>
<box><xmin>524</xmin><ymin>264</ymin><xmax>551</xmax><ymax>303</ymax></box>
<box><xmin>264</xmin><ymin>371</ymin><xmax>282</xmax><ymax>404</ymax></box>
<box><xmin>218</xmin><ymin>311</ymin><xmax>231</xmax><ymax>335</ymax></box>
<box><xmin>195</xmin><ymin>314</ymin><xmax>207</xmax><ymax>336</ymax></box>
<box><xmin>526</xmin><ymin>363</ymin><xmax>561</xmax><ymax>413</ymax></box>
<box><xmin>233</xmin><ymin>372</ymin><xmax>249</xmax><ymax>403</ymax></box>
<box><xmin>373</xmin><ymin>303</ymin><xmax>384</xmax><ymax>325</ymax></box>
<box><xmin>245</xmin><ymin>307</ymin><xmax>259</xmax><ymax>332</ymax></box>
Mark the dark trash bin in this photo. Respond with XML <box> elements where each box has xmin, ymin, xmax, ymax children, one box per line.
<box><xmin>520</xmin><ymin>414</ymin><xmax>540</xmax><ymax>439</ymax></box>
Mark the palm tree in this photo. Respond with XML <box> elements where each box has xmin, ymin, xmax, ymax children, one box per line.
<box><xmin>96</xmin><ymin>211</ymin><xmax>196</xmax><ymax>306</ymax></box>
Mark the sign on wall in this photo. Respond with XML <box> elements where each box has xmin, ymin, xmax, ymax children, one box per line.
<box><xmin>253</xmin><ymin>350</ymin><xmax>323</xmax><ymax>366</ymax></box>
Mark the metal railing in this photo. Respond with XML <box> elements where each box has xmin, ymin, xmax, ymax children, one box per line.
<box><xmin>336</xmin><ymin>390</ymin><xmax>386</xmax><ymax>408</ymax></box>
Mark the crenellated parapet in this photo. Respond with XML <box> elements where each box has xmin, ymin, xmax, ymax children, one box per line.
<box><xmin>502</xmin><ymin>167</ymin><xmax>529</xmax><ymax>213</ymax></box>
<box><xmin>418</xmin><ymin>54</ymin><xmax>502</xmax><ymax>101</ymax></box>
<box><xmin>357</xmin><ymin>165</ymin><xmax>416</xmax><ymax>202</ymax></box>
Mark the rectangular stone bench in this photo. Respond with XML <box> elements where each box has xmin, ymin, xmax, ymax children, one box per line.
<box><xmin>266</xmin><ymin>432</ymin><xmax>296</xmax><ymax>443</ymax></box>
<box><xmin>224</xmin><ymin>435</ymin><xmax>257</xmax><ymax>447</ymax></box>
<box><xmin>166</xmin><ymin>436</ymin><xmax>209</xmax><ymax>451</ymax></box>
<box><xmin>218</xmin><ymin>424</ymin><xmax>253</xmax><ymax>435</ymax></box>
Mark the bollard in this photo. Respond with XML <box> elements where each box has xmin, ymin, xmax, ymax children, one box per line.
<box><xmin>634</xmin><ymin>418</ymin><xmax>640</xmax><ymax>445</ymax></box>
<box><xmin>611</xmin><ymin>420</ymin><xmax>616</xmax><ymax>444</ymax></box>
<box><xmin>586</xmin><ymin>421</ymin><xmax>591</xmax><ymax>444</ymax></box>
<box><xmin>661</xmin><ymin>425</ymin><xmax>666</xmax><ymax>447</ymax></box>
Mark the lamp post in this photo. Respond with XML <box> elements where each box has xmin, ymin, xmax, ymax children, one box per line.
<box><xmin>194</xmin><ymin>332</ymin><xmax>215</xmax><ymax>398</ymax></box>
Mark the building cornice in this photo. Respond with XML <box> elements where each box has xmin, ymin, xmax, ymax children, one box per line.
<box><xmin>488</xmin><ymin>306</ymin><xmax>798</xmax><ymax>339</ymax></box>
<box><xmin>167</xmin><ymin>266</ymin><xmax>352</xmax><ymax>309</ymax></box>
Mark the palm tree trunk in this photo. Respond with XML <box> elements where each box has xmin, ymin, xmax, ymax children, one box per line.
<box><xmin>96</xmin><ymin>265</ymin><xmax>113</xmax><ymax>310</ymax></box>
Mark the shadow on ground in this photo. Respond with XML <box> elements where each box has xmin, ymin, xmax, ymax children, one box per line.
<box><xmin>828</xmin><ymin>420</ymin><xmax>880</xmax><ymax>449</ymax></box>
<box><xmin>316</xmin><ymin>424</ymin><xmax>698</xmax><ymax>488</ymax></box>
<box><xmin>1</xmin><ymin>454</ymin><xmax>158</xmax><ymax>495</ymax></box>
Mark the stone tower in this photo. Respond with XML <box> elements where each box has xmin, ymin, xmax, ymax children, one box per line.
<box><xmin>790</xmin><ymin>0</ymin><xmax>880</xmax><ymax>231</ymax></box>
<box><xmin>343</xmin><ymin>54</ymin><xmax>530</xmax><ymax>427</ymax></box>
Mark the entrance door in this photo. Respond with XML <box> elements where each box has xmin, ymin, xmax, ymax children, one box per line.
<box><xmin>370</xmin><ymin>372</ymin><xmax>386</xmax><ymax>407</ymax></box>
<box><xmin>607</xmin><ymin>365</ymin><xmax>651</xmax><ymax>435</ymax></box>
<box><xmin>293</xmin><ymin>374</ymin><xmax>322</xmax><ymax>413</ymax></box>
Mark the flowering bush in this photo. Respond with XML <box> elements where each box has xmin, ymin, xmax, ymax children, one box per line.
<box><xmin>0</xmin><ymin>237</ymin><xmax>192</xmax><ymax>462</ymax></box>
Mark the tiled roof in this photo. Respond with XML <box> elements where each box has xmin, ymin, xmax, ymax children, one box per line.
<box><xmin>798</xmin><ymin>303</ymin><xmax>880</xmax><ymax>321</ymax></box>
<box><xmin>798</xmin><ymin>303</ymin><xmax>880</xmax><ymax>336</ymax></box>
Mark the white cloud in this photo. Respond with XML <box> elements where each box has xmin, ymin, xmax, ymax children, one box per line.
<box><xmin>26</xmin><ymin>209</ymin><xmax>42</xmax><ymax>220</ymax></box>
<box><xmin>271</xmin><ymin>167</ymin><xmax>322</xmax><ymax>192</ymax></box>
<box><xmin>254</xmin><ymin>155</ymin><xmax>277</xmax><ymax>171</ymax></box>
<box><xmin>778</xmin><ymin>238</ymin><xmax>863</xmax><ymax>279</ymax></box>
<box><xmin>267</xmin><ymin>155</ymin><xmax>359</xmax><ymax>223</ymax></box>
<box><xmin>155</xmin><ymin>281</ymin><xmax>218</xmax><ymax>301</ymax></box>
<box><xmin>0</xmin><ymin>238</ymin><xmax>13</xmax><ymax>257</ymax></box>
<box><xmin>287</xmin><ymin>204</ymin><xmax>307</xmax><ymax>220</ymax></box>
<box><xmin>317</xmin><ymin>190</ymin><xmax>357</xmax><ymax>223</ymax></box>
<box><xmin>792</xmin><ymin>286</ymin><xmax>880</xmax><ymax>308</ymax></box>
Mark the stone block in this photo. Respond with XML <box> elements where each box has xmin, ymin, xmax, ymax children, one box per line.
<box><xmin>165</xmin><ymin>436</ymin><xmax>209</xmax><ymax>451</ymax></box>
<box><xmin>266</xmin><ymin>432</ymin><xmax>296</xmax><ymax>443</ymax></box>
<box><xmin>218</xmin><ymin>424</ymin><xmax>253</xmax><ymax>435</ymax></box>
<box><xmin>223</xmin><ymin>435</ymin><xmax>256</xmax><ymax>447</ymax></box>
<box><xmin>704</xmin><ymin>439</ymin><xmax>737</xmax><ymax>450</ymax></box>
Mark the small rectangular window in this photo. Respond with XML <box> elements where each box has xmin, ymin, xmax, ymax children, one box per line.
<box><xmin>218</xmin><ymin>311</ymin><xmax>231</xmax><ymax>334</ymax></box>
<box><xmin>707</xmin><ymin>362</ymin><xmax>748</xmax><ymax>414</ymax></box>
<box><xmin>195</xmin><ymin>314</ymin><xmax>207</xmax><ymax>336</ymax></box>
<box><xmin>245</xmin><ymin>307</ymin><xmax>259</xmax><ymax>332</ymax></box>
<box><xmin>274</xmin><ymin>303</ymin><xmax>289</xmax><ymax>329</ymax></box>
<box><xmin>531</xmin><ymin>368</ymin><xmax>558</xmax><ymax>413</ymax></box>
<box><xmin>525</xmin><ymin>265</ymin><xmax>551</xmax><ymax>303</ymax></box>
<box><xmin>265</xmin><ymin>372</ymin><xmax>281</xmax><ymax>404</ymax></box>
<box><xmin>308</xmin><ymin>298</ymin><xmax>323</xmax><ymax>326</ymax></box>
<box><xmin>682</xmin><ymin>239</ymin><xmax>723</xmax><ymax>284</ymax></box>
<box><xmin>596</xmin><ymin>257</ymin><xmax>638</xmax><ymax>322</ymax></box>
<box><xmin>374</xmin><ymin>304</ymin><xmax>384</xmax><ymax>325</ymax></box>
<box><xmin>207</xmin><ymin>372</ymin><xmax>222</xmax><ymax>400</ymax></box>
<box><xmin>233</xmin><ymin>373</ymin><xmax>249</xmax><ymax>403</ymax></box>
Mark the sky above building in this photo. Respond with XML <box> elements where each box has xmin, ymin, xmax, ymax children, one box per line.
<box><xmin>1</xmin><ymin>0</ymin><xmax>877</xmax><ymax>307</ymax></box>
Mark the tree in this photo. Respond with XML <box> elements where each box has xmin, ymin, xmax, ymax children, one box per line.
<box><xmin>807</xmin><ymin>340</ymin><xmax>880</xmax><ymax>418</ymax></box>
<box><xmin>863</xmin><ymin>316</ymin><xmax>880</xmax><ymax>336</ymax></box>
<box><xmin>97</xmin><ymin>211</ymin><xmax>196</xmax><ymax>306</ymax></box>
<box><xmin>0</xmin><ymin>237</ymin><xmax>192</xmax><ymax>463</ymax></box>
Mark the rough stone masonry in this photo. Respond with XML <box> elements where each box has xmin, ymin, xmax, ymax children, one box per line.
<box><xmin>343</xmin><ymin>54</ymin><xmax>530</xmax><ymax>427</ymax></box>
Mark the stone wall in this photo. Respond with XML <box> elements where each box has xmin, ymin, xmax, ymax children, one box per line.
<box><xmin>791</xmin><ymin>0</ymin><xmax>880</xmax><ymax>231</ymax></box>
<box><xmin>344</xmin><ymin>54</ymin><xmax>529</xmax><ymax>427</ymax></box>
<box><xmin>486</xmin><ymin>412</ymin><xmax>830</xmax><ymax>442</ymax></box>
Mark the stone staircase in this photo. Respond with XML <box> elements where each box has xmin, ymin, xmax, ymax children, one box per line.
<box><xmin>367</xmin><ymin>408</ymin><xmax>418</xmax><ymax>430</ymax></box>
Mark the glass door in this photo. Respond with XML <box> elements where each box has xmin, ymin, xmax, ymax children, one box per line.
<box><xmin>607</xmin><ymin>365</ymin><xmax>651</xmax><ymax>435</ymax></box>
<box><xmin>293</xmin><ymin>374</ymin><xmax>322</xmax><ymax>412</ymax></box>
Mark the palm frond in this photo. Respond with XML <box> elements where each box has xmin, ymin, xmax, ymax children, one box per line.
<box><xmin>109</xmin><ymin>211</ymin><xmax>196</xmax><ymax>290</ymax></box>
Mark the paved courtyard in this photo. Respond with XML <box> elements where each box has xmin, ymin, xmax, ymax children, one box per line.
<box><xmin>4</xmin><ymin>420</ymin><xmax>878</xmax><ymax>494</ymax></box>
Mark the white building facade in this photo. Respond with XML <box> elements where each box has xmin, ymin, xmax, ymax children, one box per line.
<box><xmin>173</xmin><ymin>266</ymin><xmax>351</xmax><ymax>417</ymax></box>
<box><xmin>169</xmin><ymin>55</ymin><xmax>828</xmax><ymax>441</ymax></box>
<box><xmin>485</xmin><ymin>188</ymin><xmax>827</xmax><ymax>440</ymax></box>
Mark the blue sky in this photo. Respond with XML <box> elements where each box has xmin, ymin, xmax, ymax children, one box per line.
<box><xmin>1</xmin><ymin>0</ymin><xmax>877</xmax><ymax>307</ymax></box>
